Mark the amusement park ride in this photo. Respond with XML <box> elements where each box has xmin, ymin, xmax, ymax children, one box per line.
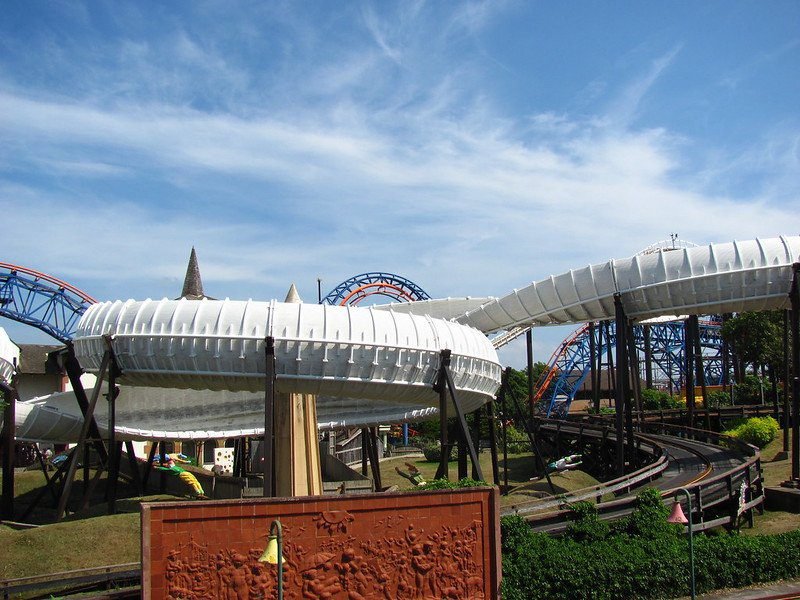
<box><xmin>2</xmin><ymin>235</ymin><xmax>800</xmax><ymax>517</ymax></box>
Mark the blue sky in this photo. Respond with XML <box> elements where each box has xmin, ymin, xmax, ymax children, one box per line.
<box><xmin>1</xmin><ymin>1</ymin><xmax>798</xmax><ymax>367</ymax></box>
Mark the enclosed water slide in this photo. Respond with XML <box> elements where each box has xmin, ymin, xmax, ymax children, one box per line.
<box><xmin>11</xmin><ymin>299</ymin><xmax>501</xmax><ymax>442</ymax></box>
<box><xmin>6</xmin><ymin>235</ymin><xmax>800</xmax><ymax>444</ymax></box>
<box><xmin>457</xmin><ymin>236</ymin><xmax>800</xmax><ymax>331</ymax></box>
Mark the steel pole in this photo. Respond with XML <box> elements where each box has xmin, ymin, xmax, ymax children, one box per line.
<box><xmin>685</xmin><ymin>317</ymin><xmax>695</xmax><ymax>431</ymax></box>
<box><xmin>501</xmin><ymin>368</ymin><xmax>509</xmax><ymax>492</ymax></box>
<box><xmin>589</xmin><ymin>322</ymin><xmax>599</xmax><ymax>412</ymax></box>
<box><xmin>1</xmin><ymin>382</ymin><xmax>14</xmax><ymax>520</ymax></box>
<box><xmin>526</xmin><ymin>329</ymin><xmax>534</xmax><ymax>421</ymax></box>
<box><xmin>435</xmin><ymin>350</ymin><xmax>450</xmax><ymax>481</ymax></box>
<box><xmin>264</xmin><ymin>336</ymin><xmax>276</xmax><ymax>497</ymax></box>
<box><xmin>791</xmin><ymin>265</ymin><xmax>800</xmax><ymax>481</ymax></box>
<box><xmin>614</xmin><ymin>295</ymin><xmax>627</xmax><ymax>476</ymax></box>
<box><xmin>676</xmin><ymin>488</ymin><xmax>696</xmax><ymax>600</ymax></box>
<box><xmin>784</xmin><ymin>310</ymin><xmax>791</xmax><ymax>452</ymax></box>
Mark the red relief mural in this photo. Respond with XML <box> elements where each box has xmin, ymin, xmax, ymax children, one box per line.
<box><xmin>142</xmin><ymin>488</ymin><xmax>501</xmax><ymax>600</ymax></box>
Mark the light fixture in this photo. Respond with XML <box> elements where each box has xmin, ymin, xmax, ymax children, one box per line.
<box><xmin>258</xmin><ymin>519</ymin><xmax>284</xmax><ymax>599</ymax></box>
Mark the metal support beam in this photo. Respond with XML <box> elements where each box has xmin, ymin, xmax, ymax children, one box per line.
<box><xmin>614</xmin><ymin>295</ymin><xmax>628</xmax><ymax>476</ymax></box>
<box><xmin>142</xmin><ymin>443</ymin><xmax>158</xmax><ymax>491</ymax></box>
<box><xmin>785</xmin><ymin>309</ymin><xmax>791</xmax><ymax>453</ymax></box>
<box><xmin>367</xmin><ymin>427</ymin><xmax>382</xmax><ymax>491</ymax></box>
<box><xmin>33</xmin><ymin>445</ymin><xmax>58</xmax><ymax>504</ymax></box>
<box><xmin>685</xmin><ymin>317</ymin><xmax>696</xmax><ymax>431</ymax></box>
<box><xmin>504</xmin><ymin>373</ymin><xmax>556</xmax><ymax>494</ymax></box>
<box><xmin>361</xmin><ymin>429</ymin><xmax>368</xmax><ymax>476</ymax></box>
<box><xmin>486</xmin><ymin>399</ymin><xmax>500</xmax><ymax>486</ymax></box>
<box><xmin>627</xmin><ymin>323</ymin><xmax>642</xmax><ymax>429</ymax></box>
<box><xmin>106</xmin><ymin>340</ymin><xmax>121</xmax><ymax>516</ymax></box>
<box><xmin>1</xmin><ymin>380</ymin><xmax>16</xmax><ymax>520</ymax></box>
<box><xmin>791</xmin><ymin>264</ymin><xmax>800</xmax><ymax>481</ymax></box>
<box><xmin>263</xmin><ymin>336</ymin><xmax>276</xmax><ymax>497</ymax></box>
<box><xmin>457</xmin><ymin>425</ymin><xmax>468</xmax><ymax>479</ymax></box>
<box><xmin>691</xmin><ymin>315</ymin><xmax>710</xmax><ymax>431</ymax></box>
<box><xmin>589</xmin><ymin>322</ymin><xmax>599</xmax><ymax>412</ymax></box>
<box><xmin>62</xmin><ymin>344</ymin><xmax>108</xmax><ymax>464</ymax></box>
<box><xmin>125</xmin><ymin>441</ymin><xmax>142</xmax><ymax>496</ymax></box>
<box><xmin>443</xmin><ymin>356</ymin><xmax>484</xmax><ymax>482</ymax></box>
<box><xmin>437</xmin><ymin>349</ymin><xmax>484</xmax><ymax>482</ymax></box>
<box><xmin>526</xmin><ymin>330</ymin><xmax>534</xmax><ymax>421</ymax></box>
<box><xmin>435</xmin><ymin>350</ymin><xmax>450</xmax><ymax>481</ymax></box>
<box><xmin>56</xmin><ymin>349</ymin><xmax>112</xmax><ymax>521</ymax></box>
<box><xmin>644</xmin><ymin>324</ymin><xmax>653</xmax><ymax>390</ymax></box>
<box><xmin>500</xmin><ymin>369</ymin><xmax>509</xmax><ymax>492</ymax></box>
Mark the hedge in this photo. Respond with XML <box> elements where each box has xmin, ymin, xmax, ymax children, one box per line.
<box><xmin>501</xmin><ymin>491</ymin><xmax>800</xmax><ymax>599</ymax></box>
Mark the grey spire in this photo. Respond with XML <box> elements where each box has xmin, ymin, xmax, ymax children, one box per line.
<box><xmin>178</xmin><ymin>248</ymin><xmax>208</xmax><ymax>300</ymax></box>
<box><xmin>284</xmin><ymin>283</ymin><xmax>303</xmax><ymax>303</ymax></box>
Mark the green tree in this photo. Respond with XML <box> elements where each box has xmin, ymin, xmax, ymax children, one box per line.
<box><xmin>507</xmin><ymin>363</ymin><xmax>551</xmax><ymax>404</ymax></box>
<box><xmin>721</xmin><ymin>311</ymin><xmax>783</xmax><ymax>376</ymax></box>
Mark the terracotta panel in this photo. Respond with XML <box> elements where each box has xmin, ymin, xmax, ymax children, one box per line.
<box><xmin>143</xmin><ymin>488</ymin><xmax>500</xmax><ymax>599</ymax></box>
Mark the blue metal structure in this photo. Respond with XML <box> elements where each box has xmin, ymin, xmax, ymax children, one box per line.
<box><xmin>537</xmin><ymin>318</ymin><xmax>726</xmax><ymax>417</ymax></box>
<box><xmin>0</xmin><ymin>262</ymin><xmax>96</xmax><ymax>343</ymax></box>
<box><xmin>321</xmin><ymin>272</ymin><xmax>431</xmax><ymax>306</ymax></box>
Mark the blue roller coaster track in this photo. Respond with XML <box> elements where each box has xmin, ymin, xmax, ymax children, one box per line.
<box><xmin>0</xmin><ymin>262</ymin><xmax>97</xmax><ymax>343</ymax></box>
<box><xmin>321</xmin><ymin>272</ymin><xmax>431</xmax><ymax>306</ymax></box>
<box><xmin>536</xmin><ymin>318</ymin><xmax>726</xmax><ymax>418</ymax></box>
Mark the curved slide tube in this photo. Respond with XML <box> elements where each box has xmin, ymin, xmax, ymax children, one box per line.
<box><xmin>12</xmin><ymin>299</ymin><xmax>502</xmax><ymax>442</ymax></box>
<box><xmin>458</xmin><ymin>236</ymin><xmax>800</xmax><ymax>332</ymax></box>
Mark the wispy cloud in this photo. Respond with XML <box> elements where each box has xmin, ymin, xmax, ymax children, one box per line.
<box><xmin>605</xmin><ymin>45</ymin><xmax>683</xmax><ymax>128</ymax></box>
<box><xmin>0</xmin><ymin>1</ymin><xmax>797</xmax><ymax>367</ymax></box>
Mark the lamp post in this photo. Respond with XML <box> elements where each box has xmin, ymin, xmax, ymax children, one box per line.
<box><xmin>258</xmin><ymin>519</ymin><xmax>285</xmax><ymax>600</ymax></box>
<box><xmin>667</xmin><ymin>488</ymin><xmax>695</xmax><ymax>600</ymax></box>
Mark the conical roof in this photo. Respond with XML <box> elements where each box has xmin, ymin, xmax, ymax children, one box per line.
<box><xmin>284</xmin><ymin>283</ymin><xmax>303</xmax><ymax>304</ymax></box>
<box><xmin>178</xmin><ymin>248</ymin><xmax>211</xmax><ymax>300</ymax></box>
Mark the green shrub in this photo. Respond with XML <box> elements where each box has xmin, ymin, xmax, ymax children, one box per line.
<box><xmin>420</xmin><ymin>441</ymin><xmax>442</xmax><ymax>462</ymax></box>
<box><xmin>501</xmin><ymin>512</ymin><xmax>800</xmax><ymax>599</ymax></box>
<box><xmin>623</xmin><ymin>488</ymin><xmax>681</xmax><ymax>539</ymax></box>
<box><xmin>724</xmin><ymin>416</ymin><xmax>779</xmax><ymax>448</ymax></box>
<box><xmin>417</xmin><ymin>477</ymin><xmax>487</xmax><ymax>490</ymax></box>
<box><xmin>564</xmin><ymin>501</ymin><xmax>609</xmax><ymax>542</ymax></box>
<box><xmin>708</xmin><ymin>389</ymin><xmax>733</xmax><ymax>408</ymax></box>
<box><xmin>586</xmin><ymin>406</ymin><xmax>616</xmax><ymax>416</ymax></box>
<box><xmin>504</xmin><ymin>424</ymin><xmax>532</xmax><ymax>452</ymax></box>
<box><xmin>733</xmin><ymin>374</ymin><xmax>766</xmax><ymax>405</ymax></box>
<box><xmin>641</xmin><ymin>388</ymin><xmax>681</xmax><ymax>410</ymax></box>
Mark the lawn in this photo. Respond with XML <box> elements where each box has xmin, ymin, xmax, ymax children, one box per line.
<box><xmin>2</xmin><ymin>430</ymin><xmax>800</xmax><ymax>583</ymax></box>
<box><xmin>379</xmin><ymin>451</ymin><xmax>603</xmax><ymax>507</ymax></box>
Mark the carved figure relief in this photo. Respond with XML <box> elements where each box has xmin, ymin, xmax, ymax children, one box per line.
<box><xmin>162</xmin><ymin>513</ymin><xmax>486</xmax><ymax>600</ymax></box>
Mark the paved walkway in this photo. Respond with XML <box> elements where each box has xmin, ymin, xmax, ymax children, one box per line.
<box><xmin>677</xmin><ymin>579</ymin><xmax>800</xmax><ymax>599</ymax></box>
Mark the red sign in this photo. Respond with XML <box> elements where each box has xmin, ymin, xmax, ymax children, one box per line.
<box><xmin>142</xmin><ymin>488</ymin><xmax>501</xmax><ymax>599</ymax></box>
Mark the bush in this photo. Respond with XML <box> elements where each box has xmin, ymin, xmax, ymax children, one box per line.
<box><xmin>501</xmin><ymin>510</ymin><xmax>800</xmax><ymax>599</ymax></box>
<box><xmin>708</xmin><ymin>389</ymin><xmax>733</xmax><ymax>408</ymax></box>
<box><xmin>504</xmin><ymin>424</ymin><xmax>532</xmax><ymax>453</ymax></box>
<box><xmin>564</xmin><ymin>501</ymin><xmax>609</xmax><ymax>542</ymax></box>
<box><xmin>417</xmin><ymin>477</ymin><xmax>488</xmax><ymax>491</ymax></box>
<box><xmin>724</xmin><ymin>416</ymin><xmax>779</xmax><ymax>448</ymax></box>
<box><xmin>733</xmin><ymin>375</ymin><xmax>766</xmax><ymax>405</ymax></box>
<box><xmin>641</xmin><ymin>388</ymin><xmax>681</xmax><ymax>410</ymax></box>
<box><xmin>420</xmin><ymin>441</ymin><xmax>442</xmax><ymax>463</ymax></box>
<box><xmin>586</xmin><ymin>406</ymin><xmax>616</xmax><ymax>416</ymax></box>
<box><xmin>622</xmin><ymin>488</ymin><xmax>681</xmax><ymax>539</ymax></box>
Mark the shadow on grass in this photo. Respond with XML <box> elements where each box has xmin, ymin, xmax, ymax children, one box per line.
<box><xmin>4</xmin><ymin>469</ymin><xmax>188</xmax><ymax>525</ymax></box>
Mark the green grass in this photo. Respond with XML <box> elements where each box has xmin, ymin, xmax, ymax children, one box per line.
<box><xmin>0</xmin><ymin>512</ymin><xmax>140</xmax><ymax>579</ymax></box>
<box><xmin>381</xmin><ymin>452</ymin><xmax>601</xmax><ymax>506</ymax></box>
<box><xmin>2</xmin><ymin>432</ymin><xmax>799</xmax><ymax>583</ymax></box>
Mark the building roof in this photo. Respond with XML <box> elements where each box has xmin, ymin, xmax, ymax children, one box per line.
<box><xmin>17</xmin><ymin>344</ymin><xmax>63</xmax><ymax>375</ymax></box>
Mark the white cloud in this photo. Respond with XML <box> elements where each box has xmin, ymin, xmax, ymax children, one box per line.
<box><xmin>1</xmin><ymin>1</ymin><xmax>798</xmax><ymax>359</ymax></box>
